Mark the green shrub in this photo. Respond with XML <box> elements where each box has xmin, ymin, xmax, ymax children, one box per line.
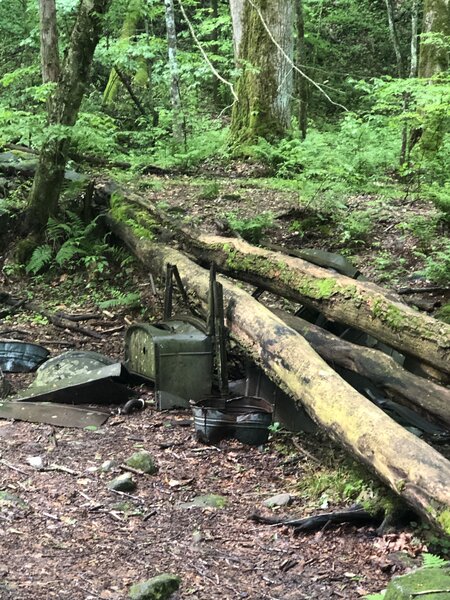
<box><xmin>225</xmin><ymin>211</ymin><xmax>274</xmax><ymax>244</ymax></box>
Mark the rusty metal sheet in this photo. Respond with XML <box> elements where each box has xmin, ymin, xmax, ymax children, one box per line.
<box><xmin>32</xmin><ymin>350</ymin><xmax>116</xmax><ymax>387</ymax></box>
<box><xmin>0</xmin><ymin>341</ymin><xmax>50</xmax><ymax>373</ymax></box>
<box><xmin>0</xmin><ymin>400</ymin><xmax>109</xmax><ymax>428</ymax></box>
<box><xmin>11</xmin><ymin>362</ymin><xmax>130</xmax><ymax>405</ymax></box>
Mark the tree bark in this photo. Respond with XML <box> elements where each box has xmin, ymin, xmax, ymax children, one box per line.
<box><xmin>105</xmin><ymin>207</ymin><xmax>450</xmax><ymax>536</ymax></box>
<box><xmin>229</xmin><ymin>0</ymin><xmax>245</xmax><ymax>61</ymax></box>
<box><xmin>164</xmin><ymin>0</ymin><xmax>184</xmax><ymax>143</ymax></box>
<box><xmin>271</xmin><ymin>307</ymin><xmax>450</xmax><ymax>428</ymax></box>
<box><xmin>106</xmin><ymin>192</ymin><xmax>450</xmax><ymax>375</ymax></box>
<box><xmin>418</xmin><ymin>0</ymin><xmax>450</xmax><ymax>78</ymax></box>
<box><xmin>384</xmin><ymin>0</ymin><xmax>403</xmax><ymax>78</ymax></box>
<box><xmin>38</xmin><ymin>0</ymin><xmax>60</xmax><ymax>103</ymax></box>
<box><xmin>296</xmin><ymin>0</ymin><xmax>308</xmax><ymax>139</ymax></box>
<box><xmin>230</xmin><ymin>0</ymin><xmax>295</xmax><ymax>145</ymax></box>
<box><xmin>25</xmin><ymin>0</ymin><xmax>111</xmax><ymax>234</ymax></box>
<box><xmin>410</xmin><ymin>0</ymin><xmax>419</xmax><ymax>78</ymax></box>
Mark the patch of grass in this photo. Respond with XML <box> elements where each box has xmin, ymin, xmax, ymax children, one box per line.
<box><xmin>340</xmin><ymin>210</ymin><xmax>374</xmax><ymax>246</ymax></box>
<box><xmin>197</xmin><ymin>181</ymin><xmax>221</xmax><ymax>200</ymax></box>
<box><xmin>435</xmin><ymin>303</ymin><xmax>450</xmax><ymax>324</ymax></box>
<box><xmin>225</xmin><ymin>211</ymin><xmax>274</xmax><ymax>244</ymax></box>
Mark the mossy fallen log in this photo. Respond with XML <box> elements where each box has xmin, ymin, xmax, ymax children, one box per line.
<box><xmin>103</xmin><ymin>189</ymin><xmax>450</xmax><ymax>376</ymax></box>
<box><xmin>272</xmin><ymin>308</ymin><xmax>450</xmax><ymax>428</ymax></box>
<box><xmin>105</xmin><ymin>210</ymin><xmax>450</xmax><ymax>537</ymax></box>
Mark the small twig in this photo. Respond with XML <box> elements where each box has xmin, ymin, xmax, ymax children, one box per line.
<box><xmin>45</xmin><ymin>464</ymin><xmax>79</xmax><ymax>476</ymax></box>
<box><xmin>108</xmin><ymin>488</ymin><xmax>145</xmax><ymax>503</ymax></box>
<box><xmin>0</xmin><ymin>459</ymin><xmax>29</xmax><ymax>475</ymax></box>
<box><xmin>292</xmin><ymin>437</ymin><xmax>321</xmax><ymax>464</ymax></box>
<box><xmin>42</xmin><ymin>512</ymin><xmax>59</xmax><ymax>521</ymax></box>
<box><xmin>53</xmin><ymin>312</ymin><xmax>103</xmax><ymax>322</ymax></box>
<box><xmin>119</xmin><ymin>464</ymin><xmax>146</xmax><ymax>476</ymax></box>
<box><xmin>101</xmin><ymin>325</ymin><xmax>125</xmax><ymax>334</ymax></box>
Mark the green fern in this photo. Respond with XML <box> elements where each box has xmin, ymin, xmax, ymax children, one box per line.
<box><xmin>55</xmin><ymin>240</ymin><xmax>80</xmax><ymax>266</ymax></box>
<box><xmin>422</xmin><ymin>553</ymin><xmax>449</xmax><ymax>568</ymax></box>
<box><xmin>98</xmin><ymin>291</ymin><xmax>141</xmax><ymax>309</ymax></box>
<box><xmin>26</xmin><ymin>244</ymin><xmax>53</xmax><ymax>274</ymax></box>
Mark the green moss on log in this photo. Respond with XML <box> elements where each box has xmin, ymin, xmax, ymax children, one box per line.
<box><xmin>110</xmin><ymin>192</ymin><xmax>157</xmax><ymax>240</ymax></box>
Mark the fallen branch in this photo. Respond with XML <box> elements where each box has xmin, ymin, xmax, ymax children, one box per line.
<box><xmin>250</xmin><ymin>507</ymin><xmax>382</xmax><ymax>532</ymax></box>
<box><xmin>0</xmin><ymin>292</ymin><xmax>102</xmax><ymax>339</ymax></box>
<box><xmin>105</xmin><ymin>209</ymin><xmax>450</xmax><ymax>536</ymax></box>
<box><xmin>104</xmin><ymin>190</ymin><xmax>450</xmax><ymax>375</ymax></box>
<box><xmin>271</xmin><ymin>307</ymin><xmax>450</xmax><ymax>428</ymax></box>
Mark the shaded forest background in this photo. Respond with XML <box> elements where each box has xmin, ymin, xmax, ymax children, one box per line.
<box><xmin>0</xmin><ymin>0</ymin><xmax>448</xmax><ymax>290</ymax></box>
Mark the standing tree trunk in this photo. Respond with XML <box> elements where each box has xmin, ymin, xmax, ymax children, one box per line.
<box><xmin>410</xmin><ymin>0</ymin><xmax>419</xmax><ymax>78</ymax></box>
<box><xmin>38</xmin><ymin>0</ymin><xmax>60</xmax><ymax>118</ymax></box>
<box><xmin>384</xmin><ymin>0</ymin><xmax>403</xmax><ymax>78</ymax></box>
<box><xmin>103</xmin><ymin>0</ymin><xmax>144</xmax><ymax>106</ymax></box>
<box><xmin>296</xmin><ymin>0</ymin><xmax>307</xmax><ymax>139</ymax></box>
<box><xmin>230</xmin><ymin>0</ymin><xmax>295</xmax><ymax>146</ymax></box>
<box><xmin>25</xmin><ymin>0</ymin><xmax>111</xmax><ymax>235</ymax></box>
<box><xmin>229</xmin><ymin>0</ymin><xmax>245</xmax><ymax>61</ymax></box>
<box><xmin>413</xmin><ymin>0</ymin><xmax>450</xmax><ymax>154</ymax></box>
<box><xmin>419</xmin><ymin>0</ymin><xmax>450</xmax><ymax>77</ymax></box>
<box><xmin>164</xmin><ymin>0</ymin><xmax>184</xmax><ymax>144</ymax></box>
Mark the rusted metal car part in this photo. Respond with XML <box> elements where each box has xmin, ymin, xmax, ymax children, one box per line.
<box><xmin>229</xmin><ymin>364</ymin><xmax>316</xmax><ymax>434</ymax></box>
<box><xmin>125</xmin><ymin>264</ymin><xmax>213</xmax><ymax>409</ymax></box>
<box><xmin>192</xmin><ymin>396</ymin><xmax>273</xmax><ymax>445</ymax></box>
<box><xmin>11</xmin><ymin>351</ymin><xmax>130</xmax><ymax>406</ymax></box>
<box><xmin>0</xmin><ymin>340</ymin><xmax>49</xmax><ymax>373</ymax></box>
<box><xmin>191</xmin><ymin>268</ymin><xmax>273</xmax><ymax>445</ymax></box>
<box><xmin>0</xmin><ymin>400</ymin><xmax>109</xmax><ymax>428</ymax></box>
<box><xmin>31</xmin><ymin>350</ymin><xmax>115</xmax><ymax>387</ymax></box>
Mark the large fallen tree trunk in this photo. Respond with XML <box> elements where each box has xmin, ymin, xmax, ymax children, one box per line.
<box><xmin>105</xmin><ymin>210</ymin><xmax>450</xmax><ymax>536</ymax></box>
<box><xmin>271</xmin><ymin>308</ymin><xmax>450</xmax><ymax>428</ymax></box>
<box><xmin>106</xmin><ymin>191</ymin><xmax>450</xmax><ymax>375</ymax></box>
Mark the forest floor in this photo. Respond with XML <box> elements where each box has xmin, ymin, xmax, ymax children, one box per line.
<box><xmin>0</xmin><ymin>168</ymin><xmax>448</xmax><ymax>600</ymax></box>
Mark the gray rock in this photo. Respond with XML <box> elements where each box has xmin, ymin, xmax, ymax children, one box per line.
<box><xmin>101</xmin><ymin>459</ymin><xmax>118</xmax><ymax>472</ymax></box>
<box><xmin>129</xmin><ymin>574</ymin><xmax>181</xmax><ymax>600</ymax></box>
<box><xmin>263</xmin><ymin>493</ymin><xmax>292</xmax><ymax>508</ymax></box>
<box><xmin>125</xmin><ymin>450</ymin><xmax>158</xmax><ymax>475</ymax></box>
<box><xmin>178</xmin><ymin>494</ymin><xmax>227</xmax><ymax>510</ymax></box>
<box><xmin>107</xmin><ymin>473</ymin><xmax>136</xmax><ymax>492</ymax></box>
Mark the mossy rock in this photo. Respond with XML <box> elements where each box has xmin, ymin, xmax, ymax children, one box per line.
<box><xmin>384</xmin><ymin>565</ymin><xmax>450</xmax><ymax>599</ymax></box>
<box><xmin>129</xmin><ymin>573</ymin><xmax>181</xmax><ymax>600</ymax></box>
<box><xmin>107</xmin><ymin>472</ymin><xmax>137</xmax><ymax>492</ymax></box>
<box><xmin>0</xmin><ymin>491</ymin><xmax>27</xmax><ymax>508</ymax></box>
<box><xmin>177</xmin><ymin>494</ymin><xmax>227</xmax><ymax>510</ymax></box>
<box><xmin>125</xmin><ymin>451</ymin><xmax>158</xmax><ymax>475</ymax></box>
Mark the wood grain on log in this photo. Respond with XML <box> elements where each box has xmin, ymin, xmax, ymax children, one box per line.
<box><xmin>271</xmin><ymin>308</ymin><xmax>450</xmax><ymax>428</ymax></box>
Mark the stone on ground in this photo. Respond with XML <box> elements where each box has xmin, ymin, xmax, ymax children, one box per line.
<box><xmin>177</xmin><ymin>494</ymin><xmax>227</xmax><ymax>509</ymax></box>
<box><xmin>384</xmin><ymin>565</ymin><xmax>450</xmax><ymax>599</ymax></box>
<box><xmin>107</xmin><ymin>472</ymin><xmax>137</xmax><ymax>492</ymax></box>
<box><xmin>129</xmin><ymin>573</ymin><xmax>181</xmax><ymax>600</ymax></box>
<box><xmin>125</xmin><ymin>450</ymin><xmax>158</xmax><ymax>474</ymax></box>
<box><xmin>263</xmin><ymin>493</ymin><xmax>292</xmax><ymax>508</ymax></box>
